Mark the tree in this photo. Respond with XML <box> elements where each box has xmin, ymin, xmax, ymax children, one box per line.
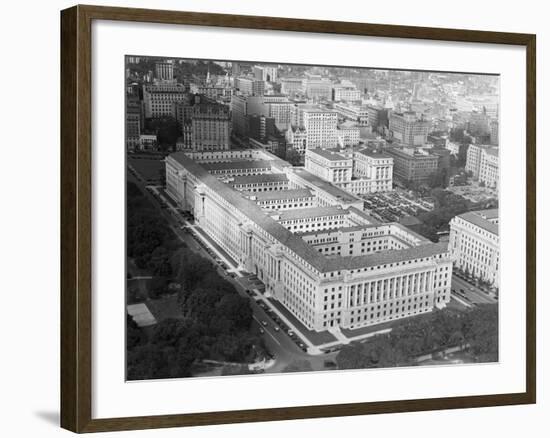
<box><xmin>285</xmin><ymin>148</ymin><xmax>303</xmax><ymax>166</ymax></box>
<box><xmin>145</xmin><ymin>117</ymin><xmax>179</xmax><ymax>151</ymax></box>
<box><xmin>428</xmin><ymin>168</ymin><xmax>449</xmax><ymax>189</ymax></box>
<box><xmin>214</xmin><ymin>294</ymin><xmax>253</xmax><ymax>331</ymax></box>
<box><xmin>148</xmin><ymin>276</ymin><xmax>169</xmax><ymax>299</ymax></box>
<box><xmin>127</xmin><ymin>314</ymin><xmax>147</xmax><ymax>350</ymax></box>
<box><xmin>462</xmin><ymin>305</ymin><xmax>498</xmax><ymax>362</ymax></box>
<box><xmin>151</xmin><ymin>318</ymin><xmax>189</xmax><ymax>348</ymax></box>
<box><xmin>282</xmin><ymin>359</ymin><xmax>313</xmax><ymax>373</ymax></box>
<box><xmin>221</xmin><ymin>364</ymin><xmax>252</xmax><ymax>376</ymax></box>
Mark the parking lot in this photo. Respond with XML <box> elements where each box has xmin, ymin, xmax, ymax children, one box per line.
<box><xmin>448</xmin><ymin>183</ymin><xmax>498</xmax><ymax>204</ymax></box>
<box><xmin>362</xmin><ymin>190</ymin><xmax>434</xmax><ymax>223</ymax></box>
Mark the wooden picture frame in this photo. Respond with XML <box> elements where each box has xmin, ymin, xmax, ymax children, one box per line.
<box><xmin>60</xmin><ymin>4</ymin><xmax>536</xmax><ymax>433</ymax></box>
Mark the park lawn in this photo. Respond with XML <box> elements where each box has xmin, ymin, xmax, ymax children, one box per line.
<box><xmin>128</xmin><ymin>157</ymin><xmax>164</xmax><ymax>181</ymax></box>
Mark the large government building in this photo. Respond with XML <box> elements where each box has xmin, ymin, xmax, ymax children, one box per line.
<box><xmin>166</xmin><ymin>149</ymin><xmax>452</xmax><ymax>333</ymax></box>
<box><xmin>448</xmin><ymin>209</ymin><xmax>499</xmax><ymax>287</ymax></box>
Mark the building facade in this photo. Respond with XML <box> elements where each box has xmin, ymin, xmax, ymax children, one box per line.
<box><xmin>448</xmin><ymin>209</ymin><xmax>499</xmax><ymax>287</ymax></box>
<box><xmin>332</xmin><ymin>82</ymin><xmax>362</xmax><ymax>102</ymax></box>
<box><xmin>334</xmin><ymin>103</ymin><xmax>370</xmax><ymax>126</ymax></box>
<box><xmin>253</xmin><ymin>65</ymin><xmax>278</xmax><ymax>82</ymax></box>
<box><xmin>155</xmin><ymin>61</ymin><xmax>174</xmax><ymax>82</ymax></box>
<box><xmin>304</xmin><ymin>148</ymin><xmax>393</xmax><ymax>194</ymax></box>
<box><xmin>386</xmin><ymin>147</ymin><xmax>438</xmax><ymax>184</ymax></box>
<box><xmin>143</xmin><ymin>82</ymin><xmax>187</xmax><ymax>118</ymax></box>
<box><xmin>234</xmin><ymin>77</ymin><xmax>265</xmax><ymax>96</ymax></box>
<box><xmin>166</xmin><ymin>149</ymin><xmax>452</xmax><ymax>333</ymax></box>
<box><xmin>337</xmin><ymin>122</ymin><xmax>361</xmax><ymax>147</ymax></box>
<box><xmin>300</xmin><ymin>106</ymin><xmax>338</xmax><ymax>149</ymax></box>
<box><xmin>389</xmin><ymin>111</ymin><xmax>430</xmax><ymax>146</ymax></box>
<box><xmin>466</xmin><ymin>144</ymin><xmax>499</xmax><ymax>188</ymax></box>
<box><xmin>191</xmin><ymin>103</ymin><xmax>231</xmax><ymax>151</ymax></box>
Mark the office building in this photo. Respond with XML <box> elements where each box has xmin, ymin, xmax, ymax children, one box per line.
<box><xmin>386</xmin><ymin>147</ymin><xmax>438</xmax><ymax>184</ymax></box>
<box><xmin>449</xmin><ymin>209</ymin><xmax>499</xmax><ymax>287</ymax></box>
<box><xmin>254</xmin><ymin>65</ymin><xmax>278</xmax><ymax>82</ymax></box>
<box><xmin>143</xmin><ymin>82</ymin><xmax>187</xmax><ymax>118</ymax></box>
<box><xmin>166</xmin><ymin>149</ymin><xmax>452</xmax><ymax>332</ymax></box>
<box><xmin>299</xmin><ymin>105</ymin><xmax>338</xmax><ymax>149</ymax></box>
<box><xmin>466</xmin><ymin>144</ymin><xmax>499</xmax><ymax>188</ymax></box>
<box><xmin>126</xmin><ymin>98</ymin><xmax>142</xmax><ymax>150</ymax></box>
<box><xmin>389</xmin><ymin>111</ymin><xmax>430</xmax><ymax>146</ymax></box>
<box><xmin>334</xmin><ymin>103</ymin><xmax>370</xmax><ymax>126</ymax></box>
<box><xmin>304</xmin><ymin>78</ymin><xmax>332</xmax><ymax>100</ymax></box>
<box><xmin>305</xmin><ymin>148</ymin><xmax>393</xmax><ymax>194</ymax></box>
<box><xmin>191</xmin><ymin>103</ymin><xmax>231</xmax><ymax>151</ymax></box>
<box><xmin>155</xmin><ymin>61</ymin><xmax>174</xmax><ymax>82</ymax></box>
<box><xmin>280</xmin><ymin>78</ymin><xmax>304</xmax><ymax>98</ymax></box>
<box><xmin>234</xmin><ymin>77</ymin><xmax>265</xmax><ymax>96</ymax></box>
<box><xmin>332</xmin><ymin>82</ymin><xmax>362</xmax><ymax>102</ymax></box>
<box><xmin>337</xmin><ymin>121</ymin><xmax>361</xmax><ymax>147</ymax></box>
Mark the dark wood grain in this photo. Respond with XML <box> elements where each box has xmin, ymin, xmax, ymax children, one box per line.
<box><xmin>60</xmin><ymin>4</ymin><xmax>537</xmax><ymax>433</ymax></box>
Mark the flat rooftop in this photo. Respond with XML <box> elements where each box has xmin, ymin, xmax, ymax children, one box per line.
<box><xmin>168</xmin><ymin>152</ymin><xmax>449</xmax><ymax>273</ymax></box>
<box><xmin>357</xmin><ymin>148</ymin><xmax>393</xmax><ymax>159</ymax></box>
<box><xmin>229</xmin><ymin>173</ymin><xmax>289</xmax><ymax>185</ymax></box>
<box><xmin>202</xmin><ymin>160</ymin><xmax>272</xmax><ymax>171</ymax></box>
<box><xmin>292</xmin><ymin>168</ymin><xmax>360</xmax><ymax>204</ymax></box>
<box><xmin>308</xmin><ymin>148</ymin><xmax>350</xmax><ymax>162</ymax></box>
<box><xmin>275</xmin><ymin>206</ymin><xmax>348</xmax><ymax>221</ymax></box>
<box><xmin>458</xmin><ymin>210</ymin><xmax>499</xmax><ymax>235</ymax></box>
<box><xmin>245</xmin><ymin>189</ymin><xmax>313</xmax><ymax>201</ymax></box>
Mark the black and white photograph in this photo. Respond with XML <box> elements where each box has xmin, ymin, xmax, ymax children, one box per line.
<box><xmin>125</xmin><ymin>56</ymin><xmax>500</xmax><ymax>380</ymax></box>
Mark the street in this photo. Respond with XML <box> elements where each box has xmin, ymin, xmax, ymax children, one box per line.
<box><xmin>451</xmin><ymin>275</ymin><xmax>497</xmax><ymax>305</ymax></box>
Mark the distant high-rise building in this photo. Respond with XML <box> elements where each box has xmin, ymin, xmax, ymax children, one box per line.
<box><xmin>332</xmin><ymin>81</ymin><xmax>362</xmax><ymax>102</ymax></box>
<box><xmin>248</xmin><ymin>114</ymin><xmax>277</xmax><ymax>143</ymax></box>
<box><xmin>191</xmin><ymin>103</ymin><xmax>231</xmax><ymax>151</ymax></box>
<box><xmin>389</xmin><ymin>111</ymin><xmax>429</xmax><ymax>146</ymax></box>
<box><xmin>299</xmin><ymin>105</ymin><xmax>338</xmax><ymax>149</ymax></box>
<box><xmin>253</xmin><ymin>65</ymin><xmax>278</xmax><ymax>82</ymax></box>
<box><xmin>231</xmin><ymin>94</ymin><xmax>249</xmax><ymax>137</ymax></box>
<box><xmin>126</xmin><ymin>97</ymin><xmax>142</xmax><ymax>150</ymax></box>
<box><xmin>155</xmin><ymin>61</ymin><xmax>174</xmax><ymax>81</ymax></box>
<box><xmin>143</xmin><ymin>82</ymin><xmax>187</xmax><ymax>118</ymax></box>
<box><xmin>386</xmin><ymin>147</ymin><xmax>438</xmax><ymax>184</ymax></box>
<box><xmin>234</xmin><ymin>77</ymin><xmax>265</xmax><ymax>96</ymax></box>
<box><xmin>304</xmin><ymin>78</ymin><xmax>332</xmax><ymax>100</ymax></box>
<box><xmin>280</xmin><ymin>78</ymin><xmax>303</xmax><ymax>98</ymax></box>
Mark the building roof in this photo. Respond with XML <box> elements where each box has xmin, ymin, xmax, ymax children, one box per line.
<box><xmin>357</xmin><ymin>148</ymin><xmax>393</xmax><ymax>159</ymax></box>
<box><xmin>308</xmin><ymin>148</ymin><xmax>350</xmax><ymax>162</ymax></box>
<box><xmin>338</xmin><ymin>120</ymin><xmax>360</xmax><ymax>129</ymax></box>
<box><xmin>229</xmin><ymin>173</ymin><xmax>288</xmax><ymax>185</ymax></box>
<box><xmin>476</xmin><ymin>208</ymin><xmax>499</xmax><ymax>220</ymax></box>
<box><xmin>291</xmin><ymin>168</ymin><xmax>360</xmax><ymax>204</ymax></box>
<box><xmin>202</xmin><ymin>160</ymin><xmax>271</xmax><ymax>171</ymax></box>
<box><xmin>275</xmin><ymin>206</ymin><xmax>348</xmax><ymax>221</ymax></box>
<box><xmin>245</xmin><ymin>189</ymin><xmax>313</xmax><ymax>201</ymax></box>
<box><xmin>168</xmin><ymin>152</ymin><xmax>450</xmax><ymax>273</ymax></box>
<box><xmin>387</xmin><ymin>147</ymin><xmax>437</xmax><ymax>160</ymax></box>
<box><xmin>457</xmin><ymin>209</ymin><xmax>499</xmax><ymax>235</ymax></box>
